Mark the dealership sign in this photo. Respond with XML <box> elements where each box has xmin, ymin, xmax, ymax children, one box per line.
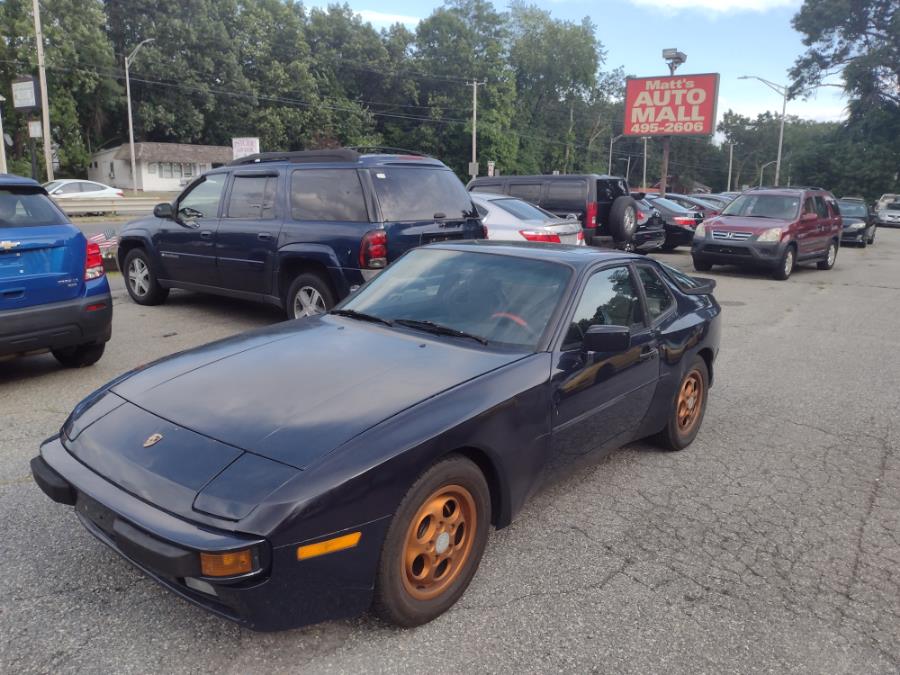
<box><xmin>623</xmin><ymin>73</ymin><xmax>719</xmax><ymax>137</ymax></box>
<box><xmin>232</xmin><ymin>137</ymin><xmax>260</xmax><ymax>160</ymax></box>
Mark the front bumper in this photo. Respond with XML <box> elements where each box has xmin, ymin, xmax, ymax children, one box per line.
<box><xmin>0</xmin><ymin>292</ymin><xmax>112</xmax><ymax>357</ymax></box>
<box><xmin>664</xmin><ymin>225</ymin><xmax>696</xmax><ymax>248</ymax></box>
<box><xmin>32</xmin><ymin>436</ymin><xmax>389</xmax><ymax>631</ymax></box>
<box><xmin>691</xmin><ymin>236</ymin><xmax>786</xmax><ymax>267</ymax></box>
<box><xmin>841</xmin><ymin>228</ymin><xmax>868</xmax><ymax>244</ymax></box>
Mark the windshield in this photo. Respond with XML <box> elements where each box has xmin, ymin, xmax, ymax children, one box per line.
<box><xmin>839</xmin><ymin>202</ymin><xmax>868</xmax><ymax>218</ymax></box>
<box><xmin>722</xmin><ymin>194</ymin><xmax>801</xmax><ymax>220</ymax></box>
<box><xmin>493</xmin><ymin>198</ymin><xmax>554</xmax><ymax>221</ymax></box>
<box><xmin>371</xmin><ymin>167</ymin><xmax>476</xmax><ymax>221</ymax></box>
<box><xmin>887</xmin><ymin>202</ymin><xmax>900</xmax><ymax>211</ymax></box>
<box><xmin>0</xmin><ymin>189</ymin><xmax>66</xmax><ymax>228</ymax></box>
<box><xmin>340</xmin><ymin>248</ymin><xmax>572</xmax><ymax>350</ymax></box>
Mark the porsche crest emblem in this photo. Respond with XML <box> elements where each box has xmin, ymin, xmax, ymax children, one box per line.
<box><xmin>143</xmin><ymin>433</ymin><xmax>164</xmax><ymax>448</ymax></box>
<box><xmin>1</xmin><ymin>240</ymin><xmax>21</xmax><ymax>251</ymax></box>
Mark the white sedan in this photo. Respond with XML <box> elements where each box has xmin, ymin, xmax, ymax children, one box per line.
<box><xmin>43</xmin><ymin>179</ymin><xmax>124</xmax><ymax>200</ymax></box>
<box><xmin>471</xmin><ymin>193</ymin><xmax>584</xmax><ymax>245</ymax></box>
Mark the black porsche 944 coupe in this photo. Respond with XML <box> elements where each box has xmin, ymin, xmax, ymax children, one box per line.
<box><xmin>32</xmin><ymin>241</ymin><xmax>721</xmax><ymax>630</ymax></box>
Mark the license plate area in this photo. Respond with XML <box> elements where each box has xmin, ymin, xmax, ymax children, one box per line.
<box><xmin>76</xmin><ymin>493</ymin><xmax>117</xmax><ymax>538</ymax></box>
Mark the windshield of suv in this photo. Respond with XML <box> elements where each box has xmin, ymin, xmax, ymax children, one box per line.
<box><xmin>372</xmin><ymin>167</ymin><xmax>476</xmax><ymax>221</ymax></box>
<box><xmin>839</xmin><ymin>202</ymin><xmax>868</xmax><ymax>218</ymax></box>
<box><xmin>0</xmin><ymin>189</ymin><xmax>65</xmax><ymax>228</ymax></box>
<box><xmin>493</xmin><ymin>198</ymin><xmax>555</xmax><ymax>221</ymax></box>
<box><xmin>339</xmin><ymin>248</ymin><xmax>571</xmax><ymax>350</ymax></box>
<box><xmin>722</xmin><ymin>194</ymin><xmax>801</xmax><ymax>220</ymax></box>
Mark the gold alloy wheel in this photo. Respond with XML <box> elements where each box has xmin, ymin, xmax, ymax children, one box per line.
<box><xmin>401</xmin><ymin>484</ymin><xmax>477</xmax><ymax>601</ymax></box>
<box><xmin>676</xmin><ymin>370</ymin><xmax>704</xmax><ymax>433</ymax></box>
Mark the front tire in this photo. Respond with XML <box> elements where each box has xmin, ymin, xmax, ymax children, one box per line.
<box><xmin>123</xmin><ymin>249</ymin><xmax>169</xmax><ymax>305</ymax></box>
<box><xmin>52</xmin><ymin>343</ymin><xmax>105</xmax><ymax>368</ymax></box>
<box><xmin>373</xmin><ymin>456</ymin><xmax>491</xmax><ymax>627</ymax></box>
<box><xmin>692</xmin><ymin>257</ymin><xmax>712</xmax><ymax>272</ymax></box>
<box><xmin>655</xmin><ymin>356</ymin><xmax>709</xmax><ymax>451</ymax></box>
<box><xmin>817</xmin><ymin>240</ymin><xmax>837</xmax><ymax>270</ymax></box>
<box><xmin>286</xmin><ymin>273</ymin><xmax>335</xmax><ymax>319</ymax></box>
<box><xmin>772</xmin><ymin>245</ymin><xmax>795</xmax><ymax>280</ymax></box>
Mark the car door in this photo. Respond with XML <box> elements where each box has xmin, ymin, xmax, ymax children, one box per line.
<box><xmin>155</xmin><ymin>174</ymin><xmax>226</xmax><ymax>286</ymax></box>
<box><xmin>215</xmin><ymin>171</ymin><xmax>281</xmax><ymax>295</ymax></box>
<box><xmin>550</xmin><ymin>264</ymin><xmax>660</xmax><ymax>460</ymax></box>
<box><xmin>812</xmin><ymin>196</ymin><xmax>833</xmax><ymax>253</ymax></box>
<box><xmin>796</xmin><ymin>197</ymin><xmax>819</xmax><ymax>257</ymax></box>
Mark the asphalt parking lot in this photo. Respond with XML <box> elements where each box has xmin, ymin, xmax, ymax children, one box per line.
<box><xmin>2</xmin><ymin>233</ymin><xmax>899</xmax><ymax>674</ymax></box>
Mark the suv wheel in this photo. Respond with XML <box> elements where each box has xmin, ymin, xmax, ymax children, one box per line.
<box><xmin>124</xmin><ymin>249</ymin><xmax>169</xmax><ymax>305</ymax></box>
<box><xmin>867</xmin><ymin>229</ymin><xmax>876</xmax><ymax>245</ymax></box>
<box><xmin>52</xmin><ymin>343</ymin><xmax>105</xmax><ymax>368</ymax></box>
<box><xmin>692</xmin><ymin>257</ymin><xmax>713</xmax><ymax>272</ymax></box>
<box><xmin>817</xmin><ymin>241</ymin><xmax>837</xmax><ymax>270</ymax></box>
<box><xmin>287</xmin><ymin>273</ymin><xmax>335</xmax><ymax>319</ymax></box>
<box><xmin>772</xmin><ymin>245</ymin><xmax>795</xmax><ymax>281</ymax></box>
<box><xmin>608</xmin><ymin>196</ymin><xmax>639</xmax><ymax>243</ymax></box>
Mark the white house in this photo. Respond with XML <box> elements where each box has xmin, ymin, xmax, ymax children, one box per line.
<box><xmin>87</xmin><ymin>142</ymin><xmax>234</xmax><ymax>192</ymax></box>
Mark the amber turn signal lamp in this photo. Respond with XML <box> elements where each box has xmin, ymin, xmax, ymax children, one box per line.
<box><xmin>200</xmin><ymin>549</ymin><xmax>254</xmax><ymax>577</ymax></box>
<box><xmin>297</xmin><ymin>532</ymin><xmax>362</xmax><ymax>561</ymax></box>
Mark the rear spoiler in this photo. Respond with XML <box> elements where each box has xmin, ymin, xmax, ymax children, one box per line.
<box><xmin>681</xmin><ymin>276</ymin><xmax>716</xmax><ymax>295</ymax></box>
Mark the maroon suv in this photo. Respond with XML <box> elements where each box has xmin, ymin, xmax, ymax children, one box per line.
<box><xmin>690</xmin><ymin>187</ymin><xmax>842</xmax><ymax>280</ymax></box>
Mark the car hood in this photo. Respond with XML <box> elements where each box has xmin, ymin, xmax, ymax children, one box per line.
<box><xmin>705</xmin><ymin>215</ymin><xmax>793</xmax><ymax>233</ymax></box>
<box><xmin>109</xmin><ymin>316</ymin><xmax>525</xmax><ymax>469</ymax></box>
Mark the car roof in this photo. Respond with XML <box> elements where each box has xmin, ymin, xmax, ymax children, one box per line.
<box><xmin>223</xmin><ymin>149</ymin><xmax>447</xmax><ymax>171</ymax></box>
<box><xmin>0</xmin><ymin>174</ymin><xmax>43</xmax><ymax>189</ymax></box>
<box><xmin>426</xmin><ymin>240</ymin><xmax>642</xmax><ymax>269</ymax></box>
<box><xmin>471</xmin><ymin>192</ymin><xmax>517</xmax><ymax>202</ymax></box>
<box><xmin>743</xmin><ymin>187</ymin><xmax>830</xmax><ymax>197</ymax></box>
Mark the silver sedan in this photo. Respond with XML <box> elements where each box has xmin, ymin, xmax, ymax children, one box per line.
<box><xmin>471</xmin><ymin>193</ymin><xmax>584</xmax><ymax>245</ymax></box>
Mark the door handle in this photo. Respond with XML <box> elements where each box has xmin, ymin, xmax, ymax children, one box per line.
<box><xmin>200</xmin><ymin>230</ymin><xmax>212</xmax><ymax>239</ymax></box>
<box><xmin>639</xmin><ymin>347</ymin><xmax>658</xmax><ymax>362</ymax></box>
<box><xmin>257</xmin><ymin>232</ymin><xmax>272</xmax><ymax>241</ymax></box>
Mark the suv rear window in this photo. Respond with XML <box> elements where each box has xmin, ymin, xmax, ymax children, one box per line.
<box><xmin>227</xmin><ymin>175</ymin><xmax>277</xmax><ymax>219</ymax></box>
<box><xmin>508</xmin><ymin>183</ymin><xmax>542</xmax><ymax>202</ymax></box>
<box><xmin>291</xmin><ymin>169</ymin><xmax>368</xmax><ymax>222</ymax></box>
<box><xmin>0</xmin><ymin>189</ymin><xmax>65</xmax><ymax>228</ymax></box>
<box><xmin>371</xmin><ymin>167</ymin><xmax>473</xmax><ymax>221</ymax></box>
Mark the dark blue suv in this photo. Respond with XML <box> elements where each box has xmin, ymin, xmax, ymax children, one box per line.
<box><xmin>0</xmin><ymin>175</ymin><xmax>112</xmax><ymax>367</ymax></box>
<box><xmin>117</xmin><ymin>149</ymin><xmax>485</xmax><ymax>318</ymax></box>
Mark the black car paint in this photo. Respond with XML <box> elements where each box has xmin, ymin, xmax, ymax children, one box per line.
<box><xmin>33</xmin><ymin>242</ymin><xmax>720</xmax><ymax>631</ymax></box>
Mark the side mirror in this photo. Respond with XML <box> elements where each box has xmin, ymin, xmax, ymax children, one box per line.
<box><xmin>583</xmin><ymin>325</ymin><xmax>630</xmax><ymax>353</ymax></box>
<box><xmin>153</xmin><ymin>202</ymin><xmax>174</xmax><ymax>219</ymax></box>
<box><xmin>801</xmin><ymin>212</ymin><xmax>817</xmax><ymax>222</ymax></box>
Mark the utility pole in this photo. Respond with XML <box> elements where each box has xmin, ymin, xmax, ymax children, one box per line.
<box><xmin>467</xmin><ymin>80</ymin><xmax>485</xmax><ymax>180</ymax></box>
<box><xmin>31</xmin><ymin>0</ymin><xmax>53</xmax><ymax>181</ymax></box>
<box><xmin>642</xmin><ymin>137</ymin><xmax>648</xmax><ymax>190</ymax></box>
<box><xmin>608</xmin><ymin>134</ymin><xmax>622</xmax><ymax>174</ymax></box>
<box><xmin>739</xmin><ymin>75</ymin><xmax>788</xmax><ymax>186</ymax></box>
<box><xmin>0</xmin><ymin>96</ymin><xmax>7</xmax><ymax>174</ymax></box>
<box><xmin>126</xmin><ymin>38</ymin><xmax>155</xmax><ymax>194</ymax></box>
<box><xmin>726</xmin><ymin>142</ymin><xmax>734</xmax><ymax>192</ymax></box>
<box><xmin>659</xmin><ymin>49</ymin><xmax>686</xmax><ymax>196</ymax></box>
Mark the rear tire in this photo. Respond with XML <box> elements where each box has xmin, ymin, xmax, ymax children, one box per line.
<box><xmin>123</xmin><ymin>249</ymin><xmax>169</xmax><ymax>306</ymax></box>
<box><xmin>772</xmin><ymin>245</ymin><xmax>795</xmax><ymax>280</ymax></box>
<box><xmin>608</xmin><ymin>196</ymin><xmax>638</xmax><ymax>243</ymax></box>
<box><xmin>817</xmin><ymin>240</ymin><xmax>837</xmax><ymax>270</ymax></box>
<box><xmin>654</xmin><ymin>356</ymin><xmax>709</xmax><ymax>451</ymax></box>
<box><xmin>661</xmin><ymin>240</ymin><xmax>678</xmax><ymax>252</ymax></box>
<box><xmin>868</xmin><ymin>229</ymin><xmax>876</xmax><ymax>245</ymax></box>
<box><xmin>692</xmin><ymin>258</ymin><xmax>712</xmax><ymax>272</ymax></box>
<box><xmin>286</xmin><ymin>273</ymin><xmax>335</xmax><ymax>319</ymax></box>
<box><xmin>373</xmin><ymin>455</ymin><xmax>491</xmax><ymax>627</ymax></box>
<box><xmin>52</xmin><ymin>343</ymin><xmax>105</xmax><ymax>368</ymax></box>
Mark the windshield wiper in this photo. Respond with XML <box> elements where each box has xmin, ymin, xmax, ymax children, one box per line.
<box><xmin>329</xmin><ymin>309</ymin><xmax>394</xmax><ymax>326</ymax></box>
<box><xmin>393</xmin><ymin>319</ymin><xmax>489</xmax><ymax>345</ymax></box>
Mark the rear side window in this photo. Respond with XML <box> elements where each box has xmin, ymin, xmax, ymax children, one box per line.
<box><xmin>508</xmin><ymin>183</ymin><xmax>542</xmax><ymax>203</ymax></box>
<box><xmin>82</xmin><ymin>182</ymin><xmax>105</xmax><ymax>193</ymax></box>
<box><xmin>0</xmin><ymin>189</ymin><xmax>65</xmax><ymax>228</ymax></box>
<box><xmin>371</xmin><ymin>167</ymin><xmax>473</xmax><ymax>221</ymax></box>
<box><xmin>291</xmin><ymin>169</ymin><xmax>368</xmax><ymax>222</ymax></box>
<box><xmin>226</xmin><ymin>175</ymin><xmax>278</xmax><ymax>219</ymax></box>
<box><xmin>57</xmin><ymin>183</ymin><xmax>82</xmax><ymax>195</ymax></box>
<box><xmin>636</xmin><ymin>266</ymin><xmax>674</xmax><ymax>321</ymax></box>
<box><xmin>814</xmin><ymin>196</ymin><xmax>829</xmax><ymax>218</ymax></box>
<box><xmin>545</xmin><ymin>180</ymin><xmax>586</xmax><ymax>204</ymax></box>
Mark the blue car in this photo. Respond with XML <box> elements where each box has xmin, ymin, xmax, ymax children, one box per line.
<box><xmin>0</xmin><ymin>174</ymin><xmax>112</xmax><ymax>367</ymax></box>
<box><xmin>32</xmin><ymin>242</ymin><xmax>720</xmax><ymax>630</ymax></box>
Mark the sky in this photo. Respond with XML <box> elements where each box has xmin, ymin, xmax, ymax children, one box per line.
<box><xmin>308</xmin><ymin>0</ymin><xmax>847</xmax><ymax>124</ymax></box>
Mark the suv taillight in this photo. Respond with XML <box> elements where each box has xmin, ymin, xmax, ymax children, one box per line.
<box><xmin>360</xmin><ymin>230</ymin><xmax>387</xmax><ymax>269</ymax></box>
<box><xmin>519</xmin><ymin>230</ymin><xmax>561</xmax><ymax>243</ymax></box>
<box><xmin>84</xmin><ymin>242</ymin><xmax>105</xmax><ymax>280</ymax></box>
<box><xmin>585</xmin><ymin>202</ymin><xmax>598</xmax><ymax>227</ymax></box>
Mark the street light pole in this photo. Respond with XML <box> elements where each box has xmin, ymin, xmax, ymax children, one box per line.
<box><xmin>607</xmin><ymin>134</ymin><xmax>622</xmax><ymax>174</ymax></box>
<box><xmin>726</xmin><ymin>142</ymin><xmax>734</xmax><ymax>192</ymax></box>
<box><xmin>125</xmin><ymin>38</ymin><xmax>155</xmax><ymax>194</ymax></box>
<box><xmin>739</xmin><ymin>75</ymin><xmax>788</xmax><ymax>186</ymax></box>
<box><xmin>659</xmin><ymin>49</ymin><xmax>686</xmax><ymax>196</ymax></box>
<box><xmin>31</xmin><ymin>0</ymin><xmax>53</xmax><ymax>181</ymax></box>
<box><xmin>467</xmin><ymin>79</ymin><xmax>486</xmax><ymax>180</ymax></box>
<box><xmin>642</xmin><ymin>137</ymin><xmax>648</xmax><ymax>191</ymax></box>
<box><xmin>0</xmin><ymin>95</ymin><xmax>7</xmax><ymax>174</ymax></box>
<box><xmin>759</xmin><ymin>160</ymin><xmax>777</xmax><ymax>187</ymax></box>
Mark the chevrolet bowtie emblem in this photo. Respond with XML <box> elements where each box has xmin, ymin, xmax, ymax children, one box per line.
<box><xmin>143</xmin><ymin>433</ymin><xmax>164</xmax><ymax>448</ymax></box>
<box><xmin>0</xmin><ymin>240</ymin><xmax>21</xmax><ymax>251</ymax></box>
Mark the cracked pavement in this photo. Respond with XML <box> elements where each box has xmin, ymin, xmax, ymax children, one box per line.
<box><xmin>1</xmin><ymin>232</ymin><xmax>899</xmax><ymax>673</ymax></box>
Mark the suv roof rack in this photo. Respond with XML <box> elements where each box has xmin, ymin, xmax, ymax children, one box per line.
<box><xmin>229</xmin><ymin>149</ymin><xmax>361</xmax><ymax>166</ymax></box>
<box><xmin>346</xmin><ymin>145</ymin><xmax>433</xmax><ymax>158</ymax></box>
<box><xmin>746</xmin><ymin>185</ymin><xmax>825</xmax><ymax>192</ymax></box>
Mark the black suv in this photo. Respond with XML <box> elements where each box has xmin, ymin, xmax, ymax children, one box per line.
<box><xmin>117</xmin><ymin>150</ymin><xmax>484</xmax><ymax>318</ymax></box>
<box><xmin>467</xmin><ymin>173</ymin><xmax>661</xmax><ymax>249</ymax></box>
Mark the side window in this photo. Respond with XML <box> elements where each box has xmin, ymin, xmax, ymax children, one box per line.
<box><xmin>637</xmin><ymin>266</ymin><xmax>674</xmax><ymax>322</ymax></box>
<box><xmin>81</xmin><ymin>182</ymin><xmax>104</xmax><ymax>193</ymax></box>
<box><xmin>58</xmin><ymin>183</ymin><xmax>82</xmax><ymax>195</ymax></box>
<box><xmin>291</xmin><ymin>169</ymin><xmax>368</xmax><ymax>222</ymax></box>
<box><xmin>564</xmin><ymin>266</ymin><xmax>642</xmax><ymax>349</ymax></box>
<box><xmin>470</xmin><ymin>182</ymin><xmax>502</xmax><ymax>194</ymax></box>
<box><xmin>225</xmin><ymin>175</ymin><xmax>278</xmax><ymax>220</ymax></box>
<box><xmin>508</xmin><ymin>183</ymin><xmax>542</xmax><ymax>203</ymax></box>
<box><xmin>177</xmin><ymin>175</ymin><xmax>226</xmax><ymax>219</ymax></box>
<box><xmin>814</xmin><ymin>196</ymin><xmax>829</xmax><ymax>218</ymax></box>
<box><xmin>803</xmin><ymin>198</ymin><xmax>816</xmax><ymax>215</ymax></box>
<box><xmin>545</xmin><ymin>180</ymin><xmax>586</xmax><ymax>205</ymax></box>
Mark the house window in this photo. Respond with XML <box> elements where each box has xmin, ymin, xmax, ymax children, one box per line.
<box><xmin>183</xmin><ymin>163</ymin><xmax>194</xmax><ymax>178</ymax></box>
<box><xmin>174</xmin><ymin>163</ymin><xmax>183</xmax><ymax>178</ymax></box>
<box><xmin>109</xmin><ymin>162</ymin><xmax>115</xmax><ymax>178</ymax></box>
<box><xmin>161</xmin><ymin>163</ymin><xmax>173</xmax><ymax>179</ymax></box>
<box><xmin>148</xmin><ymin>162</ymin><xmax>157</xmax><ymax>174</ymax></box>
